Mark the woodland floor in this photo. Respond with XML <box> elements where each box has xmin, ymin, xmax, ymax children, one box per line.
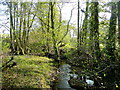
<box><xmin>1</xmin><ymin>55</ymin><xmax>58</xmax><ymax>88</ymax></box>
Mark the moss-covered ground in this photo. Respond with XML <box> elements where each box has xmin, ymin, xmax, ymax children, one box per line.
<box><xmin>2</xmin><ymin>55</ymin><xmax>57</xmax><ymax>88</ymax></box>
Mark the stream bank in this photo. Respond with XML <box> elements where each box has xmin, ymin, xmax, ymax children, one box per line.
<box><xmin>52</xmin><ymin>62</ymin><xmax>104</xmax><ymax>90</ymax></box>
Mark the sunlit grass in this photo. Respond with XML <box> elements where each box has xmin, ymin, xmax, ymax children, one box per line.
<box><xmin>2</xmin><ymin>55</ymin><xmax>55</xmax><ymax>88</ymax></box>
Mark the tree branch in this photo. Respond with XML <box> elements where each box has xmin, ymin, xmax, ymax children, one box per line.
<box><xmin>57</xmin><ymin>7</ymin><xmax>75</xmax><ymax>45</ymax></box>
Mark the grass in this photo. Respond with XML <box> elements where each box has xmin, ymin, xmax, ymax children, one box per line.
<box><xmin>2</xmin><ymin>55</ymin><xmax>56</xmax><ymax>88</ymax></box>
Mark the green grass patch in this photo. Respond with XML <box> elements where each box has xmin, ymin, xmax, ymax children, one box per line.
<box><xmin>2</xmin><ymin>55</ymin><xmax>55</xmax><ymax>88</ymax></box>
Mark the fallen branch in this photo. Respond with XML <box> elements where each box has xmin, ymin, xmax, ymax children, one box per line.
<box><xmin>0</xmin><ymin>56</ymin><xmax>14</xmax><ymax>70</ymax></box>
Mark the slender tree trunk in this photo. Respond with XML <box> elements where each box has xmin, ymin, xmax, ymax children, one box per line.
<box><xmin>13</xmin><ymin>3</ymin><xmax>17</xmax><ymax>54</ymax></box>
<box><xmin>118</xmin><ymin>1</ymin><xmax>120</xmax><ymax>56</ymax></box>
<box><xmin>9</xmin><ymin>2</ymin><xmax>15</xmax><ymax>54</ymax></box>
<box><xmin>82</xmin><ymin>2</ymin><xmax>89</xmax><ymax>47</ymax></box>
<box><xmin>94</xmin><ymin>2</ymin><xmax>101</xmax><ymax>60</ymax></box>
<box><xmin>89</xmin><ymin>2</ymin><xmax>95</xmax><ymax>59</ymax></box>
<box><xmin>18</xmin><ymin>3</ymin><xmax>23</xmax><ymax>54</ymax></box>
<box><xmin>46</xmin><ymin>5</ymin><xmax>50</xmax><ymax>54</ymax></box>
<box><xmin>50</xmin><ymin>2</ymin><xmax>59</xmax><ymax>61</ymax></box>
<box><xmin>77</xmin><ymin>0</ymin><xmax>80</xmax><ymax>55</ymax></box>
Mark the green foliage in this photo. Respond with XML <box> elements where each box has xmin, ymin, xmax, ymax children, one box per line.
<box><xmin>61</xmin><ymin>43</ymin><xmax>75</xmax><ymax>58</ymax></box>
<box><xmin>1</xmin><ymin>36</ymin><xmax>10</xmax><ymax>54</ymax></box>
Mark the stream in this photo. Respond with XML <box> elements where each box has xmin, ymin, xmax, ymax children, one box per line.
<box><xmin>56</xmin><ymin>64</ymin><xmax>78</xmax><ymax>89</ymax></box>
<box><xmin>52</xmin><ymin>62</ymin><xmax>108</xmax><ymax>90</ymax></box>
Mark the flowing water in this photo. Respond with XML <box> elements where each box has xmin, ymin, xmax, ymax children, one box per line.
<box><xmin>56</xmin><ymin>64</ymin><xmax>78</xmax><ymax>89</ymax></box>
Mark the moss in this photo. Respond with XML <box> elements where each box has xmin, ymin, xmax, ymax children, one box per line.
<box><xmin>2</xmin><ymin>55</ymin><xmax>55</xmax><ymax>88</ymax></box>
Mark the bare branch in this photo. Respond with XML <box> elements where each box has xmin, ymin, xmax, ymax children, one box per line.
<box><xmin>57</xmin><ymin>7</ymin><xmax>75</xmax><ymax>45</ymax></box>
<box><xmin>0</xmin><ymin>24</ymin><xmax>10</xmax><ymax>31</ymax></box>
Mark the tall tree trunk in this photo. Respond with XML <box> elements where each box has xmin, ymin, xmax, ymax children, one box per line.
<box><xmin>81</xmin><ymin>2</ymin><xmax>89</xmax><ymax>47</ymax></box>
<box><xmin>106</xmin><ymin>3</ymin><xmax>117</xmax><ymax>61</ymax></box>
<box><xmin>21</xmin><ymin>3</ymin><xmax>27</xmax><ymax>54</ymax></box>
<box><xmin>9</xmin><ymin>2</ymin><xmax>15</xmax><ymax>54</ymax></box>
<box><xmin>118</xmin><ymin>1</ymin><xmax>120</xmax><ymax>56</ymax></box>
<box><xmin>89</xmin><ymin>2</ymin><xmax>101</xmax><ymax>60</ymax></box>
<box><xmin>77</xmin><ymin>0</ymin><xmax>80</xmax><ymax>55</ymax></box>
<box><xmin>50</xmin><ymin>2</ymin><xmax>59</xmax><ymax>61</ymax></box>
<box><xmin>18</xmin><ymin>2</ymin><xmax>23</xmax><ymax>54</ymax></box>
<box><xmin>46</xmin><ymin>5</ymin><xmax>50</xmax><ymax>54</ymax></box>
<box><xmin>94</xmin><ymin>2</ymin><xmax>101</xmax><ymax>60</ymax></box>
